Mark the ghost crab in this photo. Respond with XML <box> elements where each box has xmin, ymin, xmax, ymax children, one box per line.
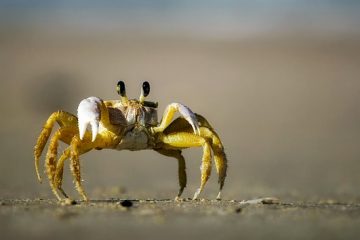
<box><xmin>34</xmin><ymin>81</ymin><xmax>227</xmax><ymax>201</ymax></box>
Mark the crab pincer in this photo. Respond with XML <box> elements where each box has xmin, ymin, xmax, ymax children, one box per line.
<box><xmin>77</xmin><ymin>97</ymin><xmax>102</xmax><ymax>142</ymax></box>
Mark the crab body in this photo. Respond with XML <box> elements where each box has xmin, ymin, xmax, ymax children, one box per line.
<box><xmin>96</xmin><ymin>98</ymin><xmax>158</xmax><ymax>151</ymax></box>
<box><xmin>34</xmin><ymin>81</ymin><xmax>227</xmax><ymax>201</ymax></box>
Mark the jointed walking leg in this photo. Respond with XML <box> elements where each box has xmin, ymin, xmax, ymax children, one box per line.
<box><xmin>155</xmin><ymin>149</ymin><xmax>187</xmax><ymax>199</ymax></box>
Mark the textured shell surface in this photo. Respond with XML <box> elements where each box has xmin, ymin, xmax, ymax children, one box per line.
<box><xmin>107</xmin><ymin>100</ymin><xmax>158</xmax><ymax>127</ymax></box>
<box><xmin>116</xmin><ymin>129</ymin><xmax>150</xmax><ymax>150</ymax></box>
<box><xmin>107</xmin><ymin>100</ymin><xmax>158</xmax><ymax>150</ymax></box>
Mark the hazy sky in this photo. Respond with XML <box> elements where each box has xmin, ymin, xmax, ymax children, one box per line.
<box><xmin>0</xmin><ymin>0</ymin><xmax>359</xmax><ymax>8</ymax></box>
<box><xmin>1</xmin><ymin>0</ymin><xmax>359</xmax><ymax>39</ymax></box>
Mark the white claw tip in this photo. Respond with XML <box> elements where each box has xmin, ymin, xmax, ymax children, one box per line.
<box><xmin>175</xmin><ymin>103</ymin><xmax>200</xmax><ymax>136</ymax></box>
<box><xmin>90</xmin><ymin>120</ymin><xmax>99</xmax><ymax>142</ymax></box>
<box><xmin>195</xmin><ymin>126</ymin><xmax>201</xmax><ymax>135</ymax></box>
<box><xmin>77</xmin><ymin>97</ymin><xmax>101</xmax><ymax>142</ymax></box>
<box><xmin>78</xmin><ymin>119</ymin><xmax>87</xmax><ymax>140</ymax></box>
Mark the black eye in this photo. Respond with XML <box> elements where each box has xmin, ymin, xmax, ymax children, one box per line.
<box><xmin>117</xmin><ymin>80</ymin><xmax>126</xmax><ymax>96</ymax></box>
<box><xmin>142</xmin><ymin>81</ymin><xmax>150</xmax><ymax>97</ymax></box>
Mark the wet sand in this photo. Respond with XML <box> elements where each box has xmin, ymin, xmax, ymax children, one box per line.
<box><xmin>1</xmin><ymin>197</ymin><xmax>360</xmax><ymax>240</ymax></box>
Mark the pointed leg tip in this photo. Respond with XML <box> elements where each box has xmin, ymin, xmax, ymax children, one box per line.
<box><xmin>37</xmin><ymin>174</ymin><xmax>42</xmax><ymax>183</ymax></box>
<box><xmin>174</xmin><ymin>196</ymin><xmax>183</xmax><ymax>202</ymax></box>
<box><xmin>36</xmin><ymin>173</ymin><xmax>43</xmax><ymax>183</ymax></box>
<box><xmin>192</xmin><ymin>189</ymin><xmax>201</xmax><ymax>200</ymax></box>
<box><xmin>216</xmin><ymin>192</ymin><xmax>222</xmax><ymax>200</ymax></box>
<box><xmin>60</xmin><ymin>198</ymin><xmax>77</xmax><ymax>206</ymax></box>
<box><xmin>81</xmin><ymin>193</ymin><xmax>89</xmax><ymax>202</ymax></box>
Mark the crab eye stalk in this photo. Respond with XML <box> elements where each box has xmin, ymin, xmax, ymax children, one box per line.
<box><xmin>139</xmin><ymin>81</ymin><xmax>150</xmax><ymax>103</ymax></box>
<box><xmin>117</xmin><ymin>80</ymin><xmax>128</xmax><ymax>104</ymax></box>
<box><xmin>117</xmin><ymin>81</ymin><xmax>126</xmax><ymax>96</ymax></box>
<box><xmin>142</xmin><ymin>81</ymin><xmax>150</xmax><ymax>97</ymax></box>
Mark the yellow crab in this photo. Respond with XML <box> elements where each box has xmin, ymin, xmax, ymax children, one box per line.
<box><xmin>34</xmin><ymin>81</ymin><xmax>227</xmax><ymax>201</ymax></box>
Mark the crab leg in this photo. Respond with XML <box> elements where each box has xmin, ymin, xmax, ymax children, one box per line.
<box><xmin>34</xmin><ymin>111</ymin><xmax>77</xmax><ymax>182</ymax></box>
<box><xmin>67</xmin><ymin>130</ymin><xmax>108</xmax><ymax>201</ymax></box>
<box><xmin>152</xmin><ymin>103</ymin><xmax>200</xmax><ymax>135</ymax></box>
<box><xmin>54</xmin><ymin>130</ymin><xmax>107</xmax><ymax>201</ymax></box>
<box><xmin>155</xmin><ymin>149</ymin><xmax>187</xmax><ymax>200</ymax></box>
<box><xmin>45</xmin><ymin>127</ymin><xmax>78</xmax><ymax>200</ymax></box>
<box><xmin>45</xmin><ymin>129</ymin><xmax>63</xmax><ymax>201</ymax></box>
<box><xmin>197</xmin><ymin>127</ymin><xmax>228</xmax><ymax>200</ymax></box>
<box><xmin>158</xmin><ymin>115</ymin><xmax>228</xmax><ymax>200</ymax></box>
<box><xmin>159</xmin><ymin>132</ymin><xmax>212</xmax><ymax>200</ymax></box>
<box><xmin>195</xmin><ymin>141</ymin><xmax>212</xmax><ymax>200</ymax></box>
<box><xmin>54</xmin><ymin>148</ymin><xmax>71</xmax><ymax>198</ymax></box>
<box><xmin>69</xmin><ymin>136</ymin><xmax>89</xmax><ymax>201</ymax></box>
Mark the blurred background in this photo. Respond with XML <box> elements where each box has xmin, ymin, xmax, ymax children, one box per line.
<box><xmin>1</xmin><ymin>0</ymin><xmax>360</xmax><ymax>201</ymax></box>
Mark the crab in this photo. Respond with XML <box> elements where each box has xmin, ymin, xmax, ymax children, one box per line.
<box><xmin>34</xmin><ymin>81</ymin><xmax>227</xmax><ymax>201</ymax></box>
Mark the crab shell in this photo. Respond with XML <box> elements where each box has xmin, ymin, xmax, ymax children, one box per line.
<box><xmin>108</xmin><ymin>100</ymin><xmax>158</xmax><ymax>127</ymax></box>
<box><xmin>106</xmin><ymin>100</ymin><xmax>158</xmax><ymax>150</ymax></box>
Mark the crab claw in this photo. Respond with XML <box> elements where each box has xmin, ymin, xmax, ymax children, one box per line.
<box><xmin>174</xmin><ymin>103</ymin><xmax>201</xmax><ymax>135</ymax></box>
<box><xmin>77</xmin><ymin>97</ymin><xmax>102</xmax><ymax>142</ymax></box>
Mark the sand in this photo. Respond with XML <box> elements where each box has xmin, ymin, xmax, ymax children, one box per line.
<box><xmin>1</xmin><ymin>197</ymin><xmax>360</xmax><ymax>240</ymax></box>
